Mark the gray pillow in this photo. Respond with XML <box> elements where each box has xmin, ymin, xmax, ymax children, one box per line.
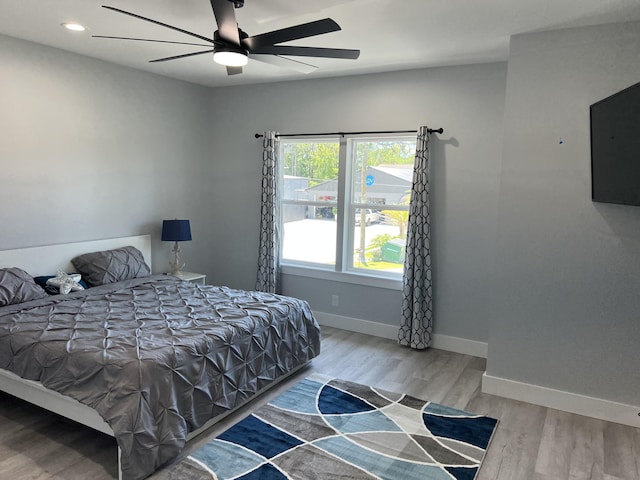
<box><xmin>0</xmin><ymin>267</ymin><xmax>48</xmax><ymax>307</ymax></box>
<box><xmin>71</xmin><ymin>246</ymin><xmax>151</xmax><ymax>287</ymax></box>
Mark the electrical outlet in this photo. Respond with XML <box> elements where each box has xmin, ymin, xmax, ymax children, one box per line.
<box><xmin>331</xmin><ymin>294</ymin><xmax>339</xmax><ymax>307</ymax></box>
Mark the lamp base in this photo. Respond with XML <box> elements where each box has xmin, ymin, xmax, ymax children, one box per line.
<box><xmin>168</xmin><ymin>241</ymin><xmax>186</xmax><ymax>277</ymax></box>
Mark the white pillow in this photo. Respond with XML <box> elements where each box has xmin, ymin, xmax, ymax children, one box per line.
<box><xmin>46</xmin><ymin>271</ymin><xmax>85</xmax><ymax>295</ymax></box>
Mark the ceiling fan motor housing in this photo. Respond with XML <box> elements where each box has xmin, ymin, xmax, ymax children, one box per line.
<box><xmin>230</xmin><ymin>0</ymin><xmax>244</xmax><ymax>8</ymax></box>
<box><xmin>214</xmin><ymin>29</ymin><xmax>248</xmax><ymax>50</ymax></box>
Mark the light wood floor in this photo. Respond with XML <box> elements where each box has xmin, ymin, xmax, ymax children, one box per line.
<box><xmin>0</xmin><ymin>326</ymin><xmax>638</xmax><ymax>479</ymax></box>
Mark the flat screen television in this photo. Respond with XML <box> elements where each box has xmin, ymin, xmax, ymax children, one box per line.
<box><xmin>590</xmin><ymin>81</ymin><xmax>640</xmax><ymax>206</ymax></box>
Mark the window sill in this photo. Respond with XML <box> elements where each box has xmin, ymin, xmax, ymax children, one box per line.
<box><xmin>280</xmin><ymin>264</ymin><xmax>403</xmax><ymax>291</ymax></box>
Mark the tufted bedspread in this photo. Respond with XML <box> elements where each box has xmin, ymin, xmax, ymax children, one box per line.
<box><xmin>0</xmin><ymin>275</ymin><xmax>321</xmax><ymax>479</ymax></box>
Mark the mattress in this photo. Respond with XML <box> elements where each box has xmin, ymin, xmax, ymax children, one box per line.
<box><xmin>0</xmin><ymin>275</ymin><xmax>321</xmax><ymax>479</ymax></box>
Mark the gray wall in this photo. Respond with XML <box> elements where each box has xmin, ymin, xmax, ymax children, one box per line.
<box><xmin>0</xmin><ymin>34</ymin><xmax>212</xmax><ymax>272</ymax></box>
<box><xmin>205</xmin><ymin>63</ymin><xmax>507</xmax><ymax>342</ymax></box>
<box><xmin>488</xmin><ymin>21</ymin><xmax>640</xmax><ymax>405</ymax></box>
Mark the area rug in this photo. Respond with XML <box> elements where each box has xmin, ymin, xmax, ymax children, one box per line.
<box><xmin>159</xmin><ymin>373</ymin><xmax>498</xmax><ymax>480</ymax></box>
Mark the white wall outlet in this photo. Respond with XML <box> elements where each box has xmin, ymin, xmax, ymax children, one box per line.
<box><xmin>331</xmin><ymin>294</ymin><xmax>339</xmax><ymax>307</ymax></box>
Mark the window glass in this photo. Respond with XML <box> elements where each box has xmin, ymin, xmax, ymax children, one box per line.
<box><xmin>351</xmin><ymin>139</ymin><xmax>415</xmax><ymax>206</ymax></box>
<box><xmin>282</xmin><ymin>142</ymin><xmax>339</xmax><ymax>202</ymax></box>
<box><xmin>281</xmin><ymin>141</ymin><xmax>339</xmax><ymax>267</ymax></box>
<box><xmin>348</xmin><ymin>138</ymin><xmax>414</xmax><ymax>275</ymax></box>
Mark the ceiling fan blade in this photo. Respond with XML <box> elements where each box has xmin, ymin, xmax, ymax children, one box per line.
<box><xmin>101</xmin><ymin>5</ymin><xmax>214</xmax><ymax>44</ymax></box>
<box><xmin>251</xmin><ymin>45</ymin><xmax>360</xmax><ymax>60</ymax></box>
<box><xmin>149</xmin><ymin>49</ymin><xmax>214</xmax><ymax>63</ymax></box>
<box><xmin>226</xmin><ymin>66</ymin><xmax>243</xmax><ymax>75</ymax></box>
<box><xmin>210</xmin><ymin>0</ymin><xmax>240</xmax><ymax>45</ymax></box>
<box><xmin>92</xmin><ymin>35</ymin><xmax>213</xmax><ymax>47</ymax></box>
<box><xmin>244</xmin><ymin>18</ymin><xmax>341</xmax><ymax>50</ymax></box>
<box><xmin>252</xmin><ymin>54</ymin><xmax>318</xmax><ymax>74</ymax></box>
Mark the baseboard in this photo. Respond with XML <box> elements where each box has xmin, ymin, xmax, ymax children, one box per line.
<box><xmin>313</xmin><ymin>311</ymin><xmax>488</xmax><ymax>358</ymax></box>
<box><xmin>431</xmin><ymin>334</ymin><xmax>488</xmax><ymax>359</ymax></box>
<box><xmin>482</xmin><ymin>373</ymin><xmax>640</xmax><ymax>428</ymax></box>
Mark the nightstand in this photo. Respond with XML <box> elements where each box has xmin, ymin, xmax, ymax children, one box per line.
<box><xmin>168</xmin><ymin>271</ymin><xmax>206</xmax><ymax>285</ymax></box>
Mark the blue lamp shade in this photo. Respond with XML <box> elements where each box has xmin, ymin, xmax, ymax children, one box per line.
<box><xmin>161</xmin><ymin>219</ymin><xmax>192</xmax><ymax>242</ymax></box>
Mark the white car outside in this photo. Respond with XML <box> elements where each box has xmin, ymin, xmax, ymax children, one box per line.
<box><xmin>355</xmin><ymin>209</ymin><xmax>380</xmax><ymax>225</ymax></box>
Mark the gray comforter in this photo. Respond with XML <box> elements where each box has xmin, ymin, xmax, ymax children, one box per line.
<box><xmin>0</xmin><ymin>275</ymin><xmax>321</xmax><ymax>479</ymax></box>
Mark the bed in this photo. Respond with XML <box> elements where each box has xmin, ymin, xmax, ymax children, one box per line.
<box><xmin>0</xmin><ymin>235</ymin><xmax>321</xmax><ymax>480</ymax></box>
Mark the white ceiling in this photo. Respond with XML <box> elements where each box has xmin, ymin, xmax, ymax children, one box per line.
<box><xmin>1</xmin><ymin>0</ymin><xmax>639</xmax><ymax>87</ymax></box>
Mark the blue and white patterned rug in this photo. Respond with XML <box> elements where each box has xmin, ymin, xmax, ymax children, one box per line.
<box><xmin>156</xmin><ymin>373</ymin><xmax>498</xmax><ymax>480</ymax></box>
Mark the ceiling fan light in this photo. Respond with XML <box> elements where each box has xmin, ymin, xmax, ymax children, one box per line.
<box><xmin>213</xmin><ymin>48</ymin><xmax>248</xmax><ymax>67</ymax></box>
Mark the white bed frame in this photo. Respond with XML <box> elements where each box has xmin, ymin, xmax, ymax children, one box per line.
<box><xmin>0</xmin><ymin>235</ymin><xmax>307</xmax><ymax>479</ymax></box>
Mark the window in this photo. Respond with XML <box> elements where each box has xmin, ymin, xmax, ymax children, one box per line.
<box><xmin>280</xmin><ymin>135</ymin><xmax>416</xmax><ymax>280</ymax></box>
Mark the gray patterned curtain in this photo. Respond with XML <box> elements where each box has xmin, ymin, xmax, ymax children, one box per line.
<box><xmin>398</xmin><ymin>126</ymin><xmax>433</xmax><ymax>350</ymax></box>
<box><xmin>255</xmin><ymin>131</ymin><xmax>281</xmax><ymax>293</ymax></box>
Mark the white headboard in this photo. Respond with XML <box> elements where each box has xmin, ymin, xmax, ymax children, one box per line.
<box><xmin>0</xmin><ymin>235</ymin><xmax>152</xmax><ymax>276</ymax></box>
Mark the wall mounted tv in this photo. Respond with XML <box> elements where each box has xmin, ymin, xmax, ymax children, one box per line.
<box><xmin>590</xmin><ymin>81</ymin><xmax>640</xmax><ymax>206</ymax></box>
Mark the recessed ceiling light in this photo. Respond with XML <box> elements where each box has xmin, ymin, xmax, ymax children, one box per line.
<box><xmin>61</xmin><ymin>22</ymin><xmax>86</xmax><ymax>32</ymax></box>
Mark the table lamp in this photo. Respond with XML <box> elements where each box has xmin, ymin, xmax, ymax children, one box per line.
<box><xmin>161</xmin><ymin>219</ymin><xmax>192</xmax><ymax>276</ymax></box>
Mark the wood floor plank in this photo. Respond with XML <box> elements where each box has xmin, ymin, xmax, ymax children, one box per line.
<box><xmin>440</xmin><ymin>359</ymin><xmax>484</xmax><ymax>410</ymax></box>
<box><xmin>535</xmin><ymin>409</ymin><xmax>576</xmax><ymax>478</ymax></box>
<box><xmin>604</xmin><ymin>422</ymin><xmax>640</xmax><ymax>479</ymax></box>
<box><xmin>567</xmin><ymin>415</ymin><xmax>606</xmax><ymax>480</ymax></box>
<box><xmin>0</xmin><ymin>326</ymin><xmax>638</xmax><ymax>480</ymax></box>
<box><xmin>476</xmin><ymin>400</ymin><xmax>548</xmax><ymax>479</ymax></box>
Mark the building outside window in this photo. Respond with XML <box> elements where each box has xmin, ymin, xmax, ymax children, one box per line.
<box><xmin>280</xmin><ymin>135</ymin><xmax>416</xmax><ymax>280</ymax></box>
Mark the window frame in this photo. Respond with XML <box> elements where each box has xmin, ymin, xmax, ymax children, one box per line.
<box><xmin>279</xmin><ymin>133</ymin><xmax>415</xmax><ymax>290</ymax></box>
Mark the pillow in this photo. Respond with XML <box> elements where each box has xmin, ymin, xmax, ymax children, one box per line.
<box><xmin>71</xmin><ymin>246</ymin><xmax>151</xmax><ymax>287</ymax></box>
<box><xmin>0</xmin><ymin>267</ymin><xmax>48</xmax><ymax>307</ymax></box>
<box><xmin>34</xmin><ymin>273</ymin><xmax>88</xmax><ymax>295</ymax></box>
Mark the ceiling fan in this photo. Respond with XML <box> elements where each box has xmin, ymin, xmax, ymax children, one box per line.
<box><xmin>94</xmin><ymin>0</ymin><xmax>360</xmax><ymax>75</ymax></box>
